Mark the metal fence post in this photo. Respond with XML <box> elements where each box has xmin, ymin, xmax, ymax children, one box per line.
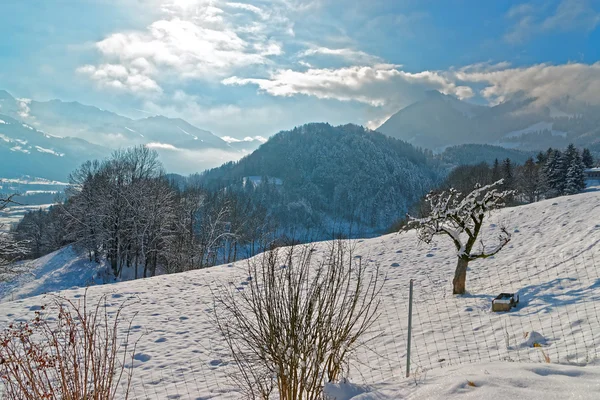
<box><xmin>406</xmin><ymin>279</ymin><xmax>414</xmax><ymax>378</ymax></box>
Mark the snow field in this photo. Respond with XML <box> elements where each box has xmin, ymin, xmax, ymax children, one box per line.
<box><xmin>0</xmin><ymin>191</ymin><xmax>599</xmax><ymax>398</ymax></box>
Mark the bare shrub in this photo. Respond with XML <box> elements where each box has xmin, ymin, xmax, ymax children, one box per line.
<box><xmin>213</xmin><ymin>240</ymin><xmax>384</xmax><ymax>400</ymax></box>
<box><xmin>0</xmin><ymin>290</ymin><xmax>138</xmax><ymax>400</ymax></box>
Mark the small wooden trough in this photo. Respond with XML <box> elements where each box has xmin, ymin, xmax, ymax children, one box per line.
<box><xmin>492</xmin><ymin>292</ymin><xmax>519</xmax><ymax>312</ymax></box>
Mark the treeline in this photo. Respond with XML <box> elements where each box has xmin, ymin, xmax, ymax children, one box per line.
<box><xmin>394</xmin><ymin>144</ymin><xmax>593</xmax><ymax>231</ymax></box>
<box><xmin>12</xmin><ymin>147</ymin><xmax>277</xmax><ymax>279</ymax></box>
<box><xmin>423</xmin><ymin>144</ymin><xmax>592</xmax><ymax>210</ymax></box>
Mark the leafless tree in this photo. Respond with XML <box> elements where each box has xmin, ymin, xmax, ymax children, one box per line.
<box><xmin>0</xmin><ymin>194</ymin><xmax>29</xmax><ymax>280</ymax></box>
<box><xmin>213</xmin><ymin>241</ymin><xmax>383</xmax><ymax>399</ymax></box>
<box><xmin>402</xmin><ymin>180</ymin><xmax>514</xmax><ymax>294</ymax></box>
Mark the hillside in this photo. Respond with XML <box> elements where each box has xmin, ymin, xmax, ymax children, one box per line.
<box><xmin>1</xmin><ymin>189</ymin><xmax>599</xmax><ymax>398</ymax></box>
<box><xmin>199</xmin><ymin>123</ymin><xmax>443</xmax><ymax>235</ymax></box>
<box><xmin>377</xmin><ymin>91</ymin><xmax>600</xmax><ymax>153</ymax></box>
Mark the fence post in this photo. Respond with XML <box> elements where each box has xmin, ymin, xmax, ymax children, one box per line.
<box><xmin>406</xmin><ymin>279</ymin><xmax>414</xmax><ymax>378</ymax></box>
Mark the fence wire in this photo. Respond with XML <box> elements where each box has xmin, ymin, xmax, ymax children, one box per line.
<box><xmin>112</xmin><ymin>249</ymin><xmax>600</xmax><ymax>399</ymax></box>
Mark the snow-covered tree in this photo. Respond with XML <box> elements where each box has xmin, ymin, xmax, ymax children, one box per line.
<box><xmin>564</xmin><ymin>151</ymin><xmax>586</xmax><ymax>195</ymax></box>
<box><xmin>402</xmin><ymin>180</ymin><xmax>514</xmax><ymax>294</ymax></box>
<box><xmin>541</xmin><ymin>149</ymin><xmax>565</xmax><ymax>198</ymax></box>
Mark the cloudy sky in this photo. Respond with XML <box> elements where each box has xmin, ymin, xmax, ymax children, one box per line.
<box><xmin>2</xmin><ymin>0</ymin><xmax>600</xmax><ymax>139</ymax></box>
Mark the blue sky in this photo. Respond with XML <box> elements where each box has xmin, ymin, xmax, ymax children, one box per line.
<box><xmin>1</xmin><ymin>0</ymin><xmax>600</xmax><ymax>139</ymax></box>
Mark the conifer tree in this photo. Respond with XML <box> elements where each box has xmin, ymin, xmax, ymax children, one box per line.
<box><xmin>582</xmin><ymin>148</ymin><xmax>594</xmax><ymax>169</ymax></box>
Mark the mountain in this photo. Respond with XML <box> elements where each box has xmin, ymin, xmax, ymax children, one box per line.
<box><xmin>0</xmin><ymin>90</ymin><xmax>230</xmax><ymax>151</ymax></box>
<box><xmin>0</xmin><ymin>113</ymin><xmax>109</xmax><ymax>181</ymax></box>
<box><xmin>199</xmin><ymin>123</ymin><xmax>443</xmax><ymax>235</ymax></box>
<box><xmin>377</xmin><ymin>91</ymin><xmax>600</xmax><ymax>153</ymax></box>
<box><xmin>0</xmin><ymin>90</ymin><xmax>246</xmax><ymax>175</ymax></box>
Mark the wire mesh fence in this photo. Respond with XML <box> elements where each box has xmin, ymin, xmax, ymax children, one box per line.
<box><xmin>116</xmin><ymin>249</ymin><xmax>600</xmax><ymax>399</ymax></box>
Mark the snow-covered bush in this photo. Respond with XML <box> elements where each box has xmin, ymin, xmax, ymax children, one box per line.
<box><xmin>213</xmin><ymin>241</ymin><xmax>384</xmax><ymax>399</ymax></box>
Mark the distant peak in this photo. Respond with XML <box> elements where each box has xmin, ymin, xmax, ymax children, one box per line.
<box><xmin>425</xmin><ymin>90</ymin><xmax>445</xmax><ymax>99</ymax></box>
<box><xmin>0</xmin><ymin>90</ymin><xmax>15</xmax><ymax>100</ymax></box>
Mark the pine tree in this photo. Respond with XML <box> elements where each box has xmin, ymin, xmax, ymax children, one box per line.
<box><xmin>502</xmin><ymin>158</ymin><xmax>514</xmax><ymax>190</ymax></box>
<box><xmin>582</xmin><ymin>148</ymin><xmax>594</xmax><ymax>169</ymax></box>
<box><xmin>519</xmin><ymin>157</ymin><xmax>539</xmax><ymax>203</ymax></box>
<box><xmin>564</xmin><ymin>151</ymin><xmax>586</xmax><ymax>195</ymax></box>
<box><xmin>536</xmin><ymin>151</ymin><xmax>547</xmax><ymax>165</ymax></box>
<box><xmin>541</xmin><ymin>149</ymin><xmax>564</xmax><ymax>198</ymax></box>
<box><xmin>491</xmin><ymin>158</ymin><xmax>501</xmax><ymax>182</ymax></box>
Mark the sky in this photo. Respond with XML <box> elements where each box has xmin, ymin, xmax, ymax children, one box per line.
<box><xmin>1</xmin><ymin>0</ymin><xmax>600</xmax><ymax>139</ymax></box>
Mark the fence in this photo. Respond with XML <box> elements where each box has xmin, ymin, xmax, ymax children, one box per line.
<box><xmin>115</xmin><ymin>249</ymin><xmax>600</xmax><ymax>399</ymax></box>
<box><xmin>3</xmin><ymin>248</ymin><xmax>600</xmax><ymax>399</ymax></box>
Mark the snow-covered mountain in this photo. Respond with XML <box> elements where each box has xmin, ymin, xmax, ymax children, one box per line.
<box><xmin>1</xmin><ymin>190</ymin><xmax>599</xmax><ymax>398</ymax></box>
<box><xmin>0</xmin><ymin>90</ymin><xmax>254</xmax><ymax>178</ymax></box>
<box><xmin>0</xmin><ymin>113</ymin><xmax>109</xmax><ymax>180</ymax></box>
<box><xmin>377</xmin><ymin>91</ymin><xmax>600</xmax><ymax>153</ymax></box>
<box><xmin>0</xmin><ymin>90</ymin><xmax>230</xmax><ymax>151</ymax></box>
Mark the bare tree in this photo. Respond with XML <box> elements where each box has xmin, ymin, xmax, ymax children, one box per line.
<box><xmin>0</xmin><ymin>195</ymin><xmax>29</xmax><ymax>280</ymax></box>
<box><xmin>402</xmin><ymin>180</ymin><xmax>514</xmax><ymax>294</ymax></box>
<box><xmin>213</xmin><ymin>241</ymin><xmax>383</xmax><ymax>399</ymax></box>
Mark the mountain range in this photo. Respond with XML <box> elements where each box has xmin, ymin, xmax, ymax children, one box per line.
<box><xmin>0</xmin><ymin>90</ymin><xmax>262</xmax><ymax>180</ymax></box>
<box><xmin>2</xmin><ymin>87</ymin><xmax>597</xmax><ymax>185</ymax></box>
<box><xmin>377</xmin><ymin>90</ymin><xmax>600</xmax><ymax>154</ymax></box>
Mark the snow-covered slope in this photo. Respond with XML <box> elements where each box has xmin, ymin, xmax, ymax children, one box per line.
<box><xmin>0</xmin><ymin>246</ymin><xmax>110</xmax><ymax>302</ymax></box>
<box><xmin>0</xmin><ymin>192</ymin><xmax>599</xmax><ymax>398</ymax></box>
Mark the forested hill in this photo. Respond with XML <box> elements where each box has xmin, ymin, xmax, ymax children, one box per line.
<box><xmin>199</xmin><ymin>123</ymin><xmax>442</xmax><ymax>235</ymax></box>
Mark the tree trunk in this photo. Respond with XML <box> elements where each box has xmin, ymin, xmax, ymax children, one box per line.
<box><xmin>453</xmin><ymin>257</ymin><xmax>469</xmax><ymax>294</ymax></box>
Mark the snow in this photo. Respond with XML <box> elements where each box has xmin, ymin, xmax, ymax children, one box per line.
<box><xmin>408</xmin><ymin>362</ymin><xmax>600</xmax><ymax>399</ymax></box>
<box><xmin>0</xmin><ymin>246</ymin><xmax>109</xmax><ymax>302</ymax></box>
<box><xmin>504</xmin><ymin>122</ymin><xmax>567</xmax><ymax>138</ymax></box>
<box><xmin>1</xmin><ymin>192</ymin><xmax>600</xmax><ymax>398</ymax></box>
<box><xmin>178</xmin><ymin>126</ymin><xmax>198</xmax><ymax>140</ymax></box>
<box><xmin>125</xmin><ymin>126</ymin><xmax>144</xmax><ymax>137</ymax></box>
<box><xmin>243</xmin><ymin>175</ymin><xmax>284</xmax><ymax>187</ymax></box>
<box><xmin>10</xmin><ymin>145</ymin><xmax>30</xmax><ymax>154</ymax></box>
<box><xmin>35</xmin><ymin>145</ymin><xmax>65</xmax><ymax>157</ymax></box>
<box><xmin>0</xmin><ymin>177</ymin><xmax>68</xmax><ymax>185</ymax></box>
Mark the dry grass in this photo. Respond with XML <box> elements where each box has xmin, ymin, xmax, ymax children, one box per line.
<box><xmin>0</xmin><ymin>290</ymin><xmax>138</xmax><ymax>400</ymax></box>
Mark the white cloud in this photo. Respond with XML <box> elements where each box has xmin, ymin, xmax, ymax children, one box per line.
<box><xmin>77</xmin><ymin>64</ymin><xmax>162</xmax><ymax>94</ymax></box>
<box><xmin>78</xmin><ymin>0</ymin><xmax>297</xmax><ymax>95</ymax></box>
<box><xmin>93</xmin><ymin>18</ymin><xmax>269</xmax><ymax>80</ymax></box>
<box><xmin>146</xmin><ymin>142</ymin><xmax>180</xmax><ymax>150</ymax></box>
<box><xmin>297</xmin><ymin>46</ymin><xmax>383</xmax><ymax>65</ymax></box>
<box><xmin>225</xmin><ymin>2</ymin><xmax>270</xmax><ymax>19</ymax></box>
<box><xmin>221</xmin><ymin>135</ymin><xmax>268</xmax><ymax>143</ymax></box>
<box><xmin>16</xmin><ymin>98</ymin><xmax>32</xmax><ymax>119</ymax></box>
<box><xmin>223</xmin><ymin>64</ymin><xmax>474</xmax><ymax>108</ymax></box>
<box><xmin>455</xmin><ymin>61</ymin><xmax>600</xmax><ymax>108</ymax></box>
<box><xmin>505</xmin><ymin>0</ymin><xmax>600</xmax><ymax>43</ymax></box>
